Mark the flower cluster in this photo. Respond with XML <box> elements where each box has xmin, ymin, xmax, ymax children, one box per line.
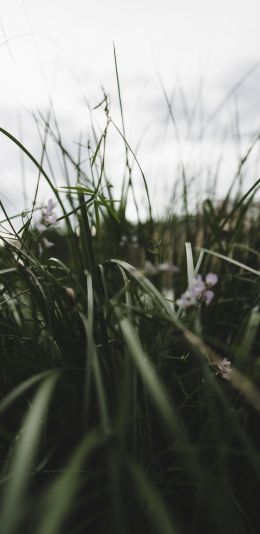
<box><xmin>177</xmin><ymin>272</ymin><xmax>218</xmax><ymax>309</ymax></box>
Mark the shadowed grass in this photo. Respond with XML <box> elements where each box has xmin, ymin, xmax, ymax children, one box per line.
<box><xmin>0</xmin><ymin>82</ymin><xmax>260</xmax><ymax>534</ymax></box>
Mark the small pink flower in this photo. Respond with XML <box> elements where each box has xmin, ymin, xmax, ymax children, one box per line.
<box><xmin>203</xmin><ymin>289</ymin><xmax>214</xmax><ymax>305</ymax></box>
<box><xmin>43</xmin><ymin>199</ymin><xmax>58</xmax><ymax>225</ymax></box>
<box><xmin>176</xmin><ymin>290</ymin><xmax>197</xmax><ymax>308</ymax></box>
<box><xmin>190</xmin><ymin>278</ymin><xmax>206</xmax><ymax>297</ymax></box>
<box><xmin>217</xmin><ymin>358</ymin><xmax>232</xmax><ymax>379</ymax></box>
<box><xmin>44</xmin><ymin>199</ymin><xmax>56</xmax><ymax>215</ymax></box>
<box><xmin>205</xmin><ymin>273</ymin><xmax>218</xmax><ymax>287</ymax></box>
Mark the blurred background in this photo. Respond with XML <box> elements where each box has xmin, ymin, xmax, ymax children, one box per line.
<box><xmin>0</xmin><ymin>0</ymin><xmax>260</xmax><ymax>220</ymax></box>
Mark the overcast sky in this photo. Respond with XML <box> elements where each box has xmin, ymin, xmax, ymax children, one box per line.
<box><xmin>0</xmin><ymin>0</ymin><xmax>260</xmax><ymax>220</ymax></box>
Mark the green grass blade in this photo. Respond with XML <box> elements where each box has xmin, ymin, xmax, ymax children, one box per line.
<box><xmin>36</xmin><ymin>429</ymin><xmax>102</xmax><ymax>534</ymax></box>
<box><xmin>199</xmin><ymin>247</ymin><xmax>260</xmax><ymax>276</ymax></box>
<box><xmin>116</xmin><ymin>312</ymin><xmax>191</xmax><ymax>454</ymax></box>
<box><xmin>185</xmin><ymin>242</ymin><xmax>195</xmax><ymax>287</ymax></box>
<box><xmin>235</xmin><ymin>307</ymin><xmax>260</xmax><ymax>366</ymax></box>
<box><xmin>0</xmin><ymin>371</ymin><xmax>56</xmax><ymax>416</ymax></box>
<box><xmin>127</xmin><ymin>458</ymin><xmax>178</xmax><ymax>534</ymax></box>
<box><xmin>0</xmin><ymin>374</ymin><xmax>58</xmax><ymax>534</ymax></box>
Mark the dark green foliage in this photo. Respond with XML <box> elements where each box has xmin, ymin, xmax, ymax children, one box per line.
<box><xmin>0</xmin><ymin>97</ymin><xmax>260</xmax><ymax>534</ymax></box>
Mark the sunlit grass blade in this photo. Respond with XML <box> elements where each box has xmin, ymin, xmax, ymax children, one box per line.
<box><xmin>185</xmin><ymin>242</ymin><xmax>195</xmax><ymax>287</ymax></box>
<box><xmin>81</xmin><ymin>272</ymin><xmax>110</xmax><ymax>433</ymax></box>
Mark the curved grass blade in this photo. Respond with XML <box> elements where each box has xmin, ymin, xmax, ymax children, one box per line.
<box><xmin>116</xmin><ymin>312</ymin><xmax>177</xmax><ymax>432</ymax></box>
<box><xmin>0</xmin><ymin>374</ymin><xmax>58</xmax><ymax>534</ymax></box>
<box><xmin>109</xmin><ymin>260</ymin><xmax>260</xmax><ymax>414</ymax></box>
<box><xmin>109</xmin><ymin>118</ymin><xmax>153</xmax><ymax>222</ymax></box>
<box><xmin>183</xmin><ymin>328</ymin><xmax>260</xmax><ymax>412</ymax></box>
<box><xmin>235</xmin><ymin>307</ymin><xmax>260</xmax><ymax>366</ymax></box>
<box><xmin>198</xmin><ymin>248</ymin><xmax>260</xmax><ymax>276</ymax></box>
<box><xmin>36</xmin><ymin>429</ymin><xmax>102</xmax><ymax>534</ymax></box>
<box><xmin>107</xmin><ymin>259</ymin><xmax>177</xmax><ymax>319</ymax></box>
<box><xmin>115</xmin><ymin>310</ymin><xmax>199</xmax><ymax>478</ymax></box>
<box><xmin>0</xmin><ymin>128</ymin><xmax>63</xmax><ymax>213</ymax></box>
<box><xmin>0</xmin><ymin>127</ymin><xmax>80</xmax><ymax>270</ymax></box>
<box><xmin>127</xmin><ymin>458</ymin><xmax>178</xmax><ymax>534</ymax></box>
<box><xmin>0</xmin><ymin>371</ymin><xmax>56</xmax><ymax>416</ymax></box>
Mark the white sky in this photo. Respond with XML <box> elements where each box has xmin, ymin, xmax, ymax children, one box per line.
<box><xmin>0</xmin><ymin>0</ymin><xmax>260</xmax><ymax>220</ymax></box>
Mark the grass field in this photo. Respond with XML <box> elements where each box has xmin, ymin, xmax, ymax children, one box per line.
<box><xmin>0</xmin><ymin>77</ymin><xmax>260</xmax><ymax>534</ymax></box>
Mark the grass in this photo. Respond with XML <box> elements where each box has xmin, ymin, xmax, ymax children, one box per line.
<box><xmin>0</xmin><ymin>73</ymin><xmax>259</xmax><ymax>534</ymax></box>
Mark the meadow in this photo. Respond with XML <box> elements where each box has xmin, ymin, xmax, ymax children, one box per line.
<box><xmin>0</xmin><ymin>77</ymin><xmax>260</xmax><ymax>534</ymax></box>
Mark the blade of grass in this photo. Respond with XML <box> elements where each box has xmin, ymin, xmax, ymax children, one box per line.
<box><xmin>0</xmin><ymin>374</ymin><xmax>58</xmax><ymax>534</ymax></box>
<box><xmin>0</xmin><ymin>371</ymin><xmax>56</xmax><ymax>416</ymax></box>
<box><xmin>198</xmin><ymin>248</ymin><xmax>260</xmax><ymax>276</ymax></box>
<box><xmin>36</xmin><ymin>428</ymin><xmax>103</xmax><ymax>534</ymax></box>
<box><xmin>127</xmin><ymin>458</ymin><xmax>178</xmax><ymax>534</ymax></box>
<box><xmin>185</xmin><ymin>242</ymin><xmax>195</xmax><ymax>288</ymax></box>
